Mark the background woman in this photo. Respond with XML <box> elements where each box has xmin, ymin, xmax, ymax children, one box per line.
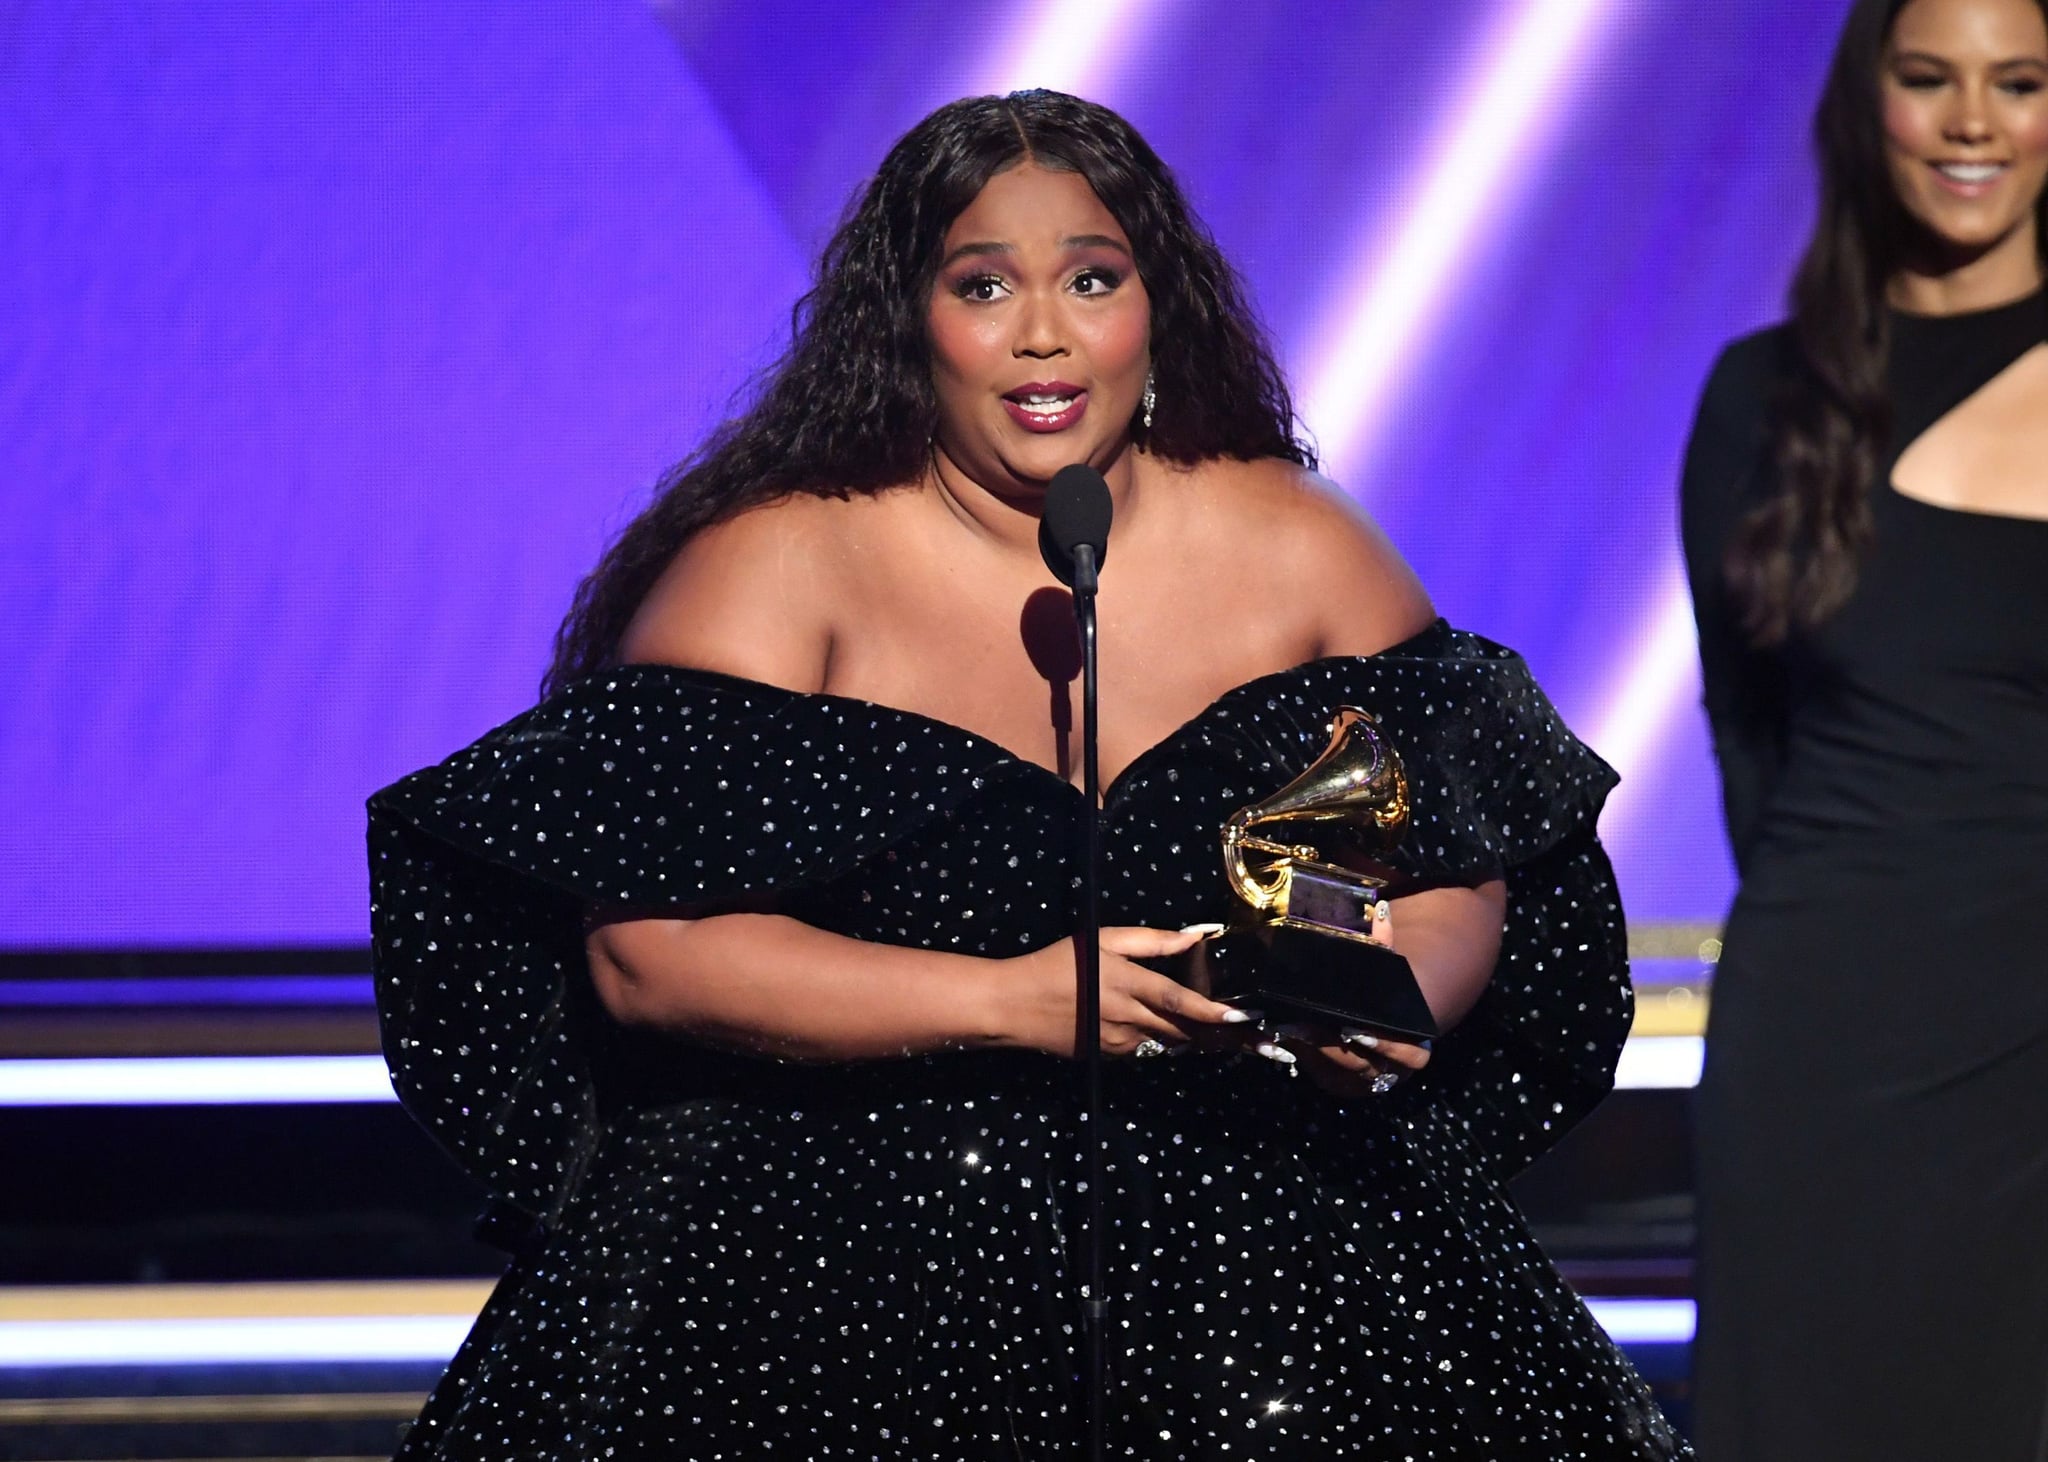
<box><xmin>374</xmin><ymin>90</ymin><xmax>1682</xmax><ymax>1458</ymax></box>
<box><xmin>1683</xmin><ymin>0</ymin><xmax>2048</xmax><ymax>1455</ymax></box>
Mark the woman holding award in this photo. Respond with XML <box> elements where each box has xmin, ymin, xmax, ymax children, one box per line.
<box><xmin>372</xmin><ymin>90</ymin><xmax>1684</xmax><ymax>1458</ymax></box>
<box><xmin>1683</xmin><ymin>0</ymin><xmax>2048</xmax><ymax>1456</ymax></box>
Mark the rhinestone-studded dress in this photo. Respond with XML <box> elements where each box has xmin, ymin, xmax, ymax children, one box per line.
<box><xmin>369</xmin><ymin>622</ymin><xmax>1687</xmax><ymax>1459</ymax></box>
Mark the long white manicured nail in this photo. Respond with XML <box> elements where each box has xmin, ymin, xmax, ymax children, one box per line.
<box><xmin>1341</xmin><ymin>1027</ymin><xmax>1380</xmax><ymax>1049</ymax></box>
<box><xmin>1221</xmin><ymin>1009</ymin><xmax>1255</xmax><ymax>1024</ymax></box>
<box><xmin>1179</xmin><ymin>922</ymin><xmax>1227</xmax><ymax>937</ymax></box>
<box><xmin>1253</xmin><ymin>1042</ymin><xmax>1297</xmax><ymax>1066</ymax></box>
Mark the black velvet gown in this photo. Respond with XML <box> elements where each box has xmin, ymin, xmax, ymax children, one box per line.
<box><xmin>369</xmin><ymin>621</ymin><xmax>1688</xmax><ymax>1459</ymax></box>
<box><xmin>1683</xmin><ymin>293</ymin><xmax>2048</xmax><ymax>1460</ymax></box>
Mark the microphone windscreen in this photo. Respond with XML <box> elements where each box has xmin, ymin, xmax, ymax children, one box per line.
<box><xmin>1039</xmin><ymin>464</ymin><xmax>1113</xmax><ymax>586</ymax></box>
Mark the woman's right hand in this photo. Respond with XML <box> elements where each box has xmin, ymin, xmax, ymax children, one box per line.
<box><xmin>999</xmin><ymin>927</ymin><xmax>1253</xmax><ymax>1059</ymax></box>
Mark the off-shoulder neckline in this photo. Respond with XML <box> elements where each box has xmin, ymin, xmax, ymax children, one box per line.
<box><xmin>597</xmin><ymin>619</ymin><xmax>1457</xmax><ymax>808</ymax></box>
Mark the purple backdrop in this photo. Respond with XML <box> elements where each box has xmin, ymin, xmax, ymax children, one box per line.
<box><xmin>0</xmin><ymin>1</ymin><xmax>1846</xmax><ymax>948</ymax></box>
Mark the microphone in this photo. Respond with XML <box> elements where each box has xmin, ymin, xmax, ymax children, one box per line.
<box><xmin>1039</xmin><ymin>464</ymin><xmax>1112</xmax><ymax>595</ymax></box>
<box><xmin>1037</xmin><ymin>459</ymin><xmax>1117</xmax><ymax>1458</ymax></box>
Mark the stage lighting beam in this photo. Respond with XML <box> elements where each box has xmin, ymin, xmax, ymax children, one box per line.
<box><xmin>1583</xmin><ymin>571</ymin><xmax>1703</xmax><ymax>843</ymax></box>
<box><xmin>1300</xmin><ymin>0</ymin><xmax>1634</xmax><ymax>486</ymax></box>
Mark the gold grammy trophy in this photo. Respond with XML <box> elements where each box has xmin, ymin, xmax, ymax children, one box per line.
<box><xmin>1188</xmin><ymin>707</ymin><xmax>1439</xmax><ymax>1040</ymax></box>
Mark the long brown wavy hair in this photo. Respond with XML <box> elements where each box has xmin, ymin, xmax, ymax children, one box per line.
<box><xmin>543</xmin><ymin>90</ymin><xmax>1309</xmax><ymax>695</ymax></box>
<box><xmin>1728</xmin><ymin>0</ymin><xmax>2048</xmax><ymax>646</ymax></box>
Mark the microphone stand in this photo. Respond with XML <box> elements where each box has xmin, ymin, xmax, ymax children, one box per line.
<box><xmin>1069</xmin><ymin>543</ymin><xmax>1107</xmax><ymax>1462</ymax></box>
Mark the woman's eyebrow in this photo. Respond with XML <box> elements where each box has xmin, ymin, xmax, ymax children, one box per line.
<box><xmin>939</xmin><ymin>241</ymin><xmax>1011</xmax><ymax>269</ymax></box>
<box><xmin>1891</xmin><ymin>48</ymin><xmax>2048</xmax><ymax>70</ymax></box>
<box><xmin>938</xmin><ymin>235</ymin><xmax>1133</xmax><ymax>270</ymax></box>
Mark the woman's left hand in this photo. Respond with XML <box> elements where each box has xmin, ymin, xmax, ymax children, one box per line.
<box><xmin>1267</xmin><ymin>1023</ymin><xmax>1432</xmax><ymax>1099</ymax></box>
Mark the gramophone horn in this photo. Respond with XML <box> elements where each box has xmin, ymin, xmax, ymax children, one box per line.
<box><xmin>1222</xmin><ymin>707</ymin><xmax>1409</xmax><ymax>910</ymax></box>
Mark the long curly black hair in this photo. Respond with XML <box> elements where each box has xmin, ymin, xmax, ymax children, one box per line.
<box><xmin>544</xmin><ymin>89</ymin><xmax>1310</xmax><ymax>695</ymax></box>
<box><xmin>1727</xmin><ymin>0</ymin><xmax>2048</xmax><ymax>646</ymax></box>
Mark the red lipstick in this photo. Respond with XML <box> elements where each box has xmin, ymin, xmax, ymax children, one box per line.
<box><xmin>1002</xmin><ymin>380</ymin><xmax>1089</xmax><ymax>433</ymax></box>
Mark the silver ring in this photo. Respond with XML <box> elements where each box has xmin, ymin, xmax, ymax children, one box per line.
<box><xmin>1133</xmin><ymin>1038</ymin><xmax>1168</xmax><ymax>1060</ymax></box>
<box><xmin>1369</xmin><ymin>1071</ymin><xmax>1400</xmax><ymax>1095</ymax></box>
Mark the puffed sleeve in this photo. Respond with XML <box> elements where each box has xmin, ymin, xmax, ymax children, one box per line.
<box><xmin>1679</xmin><ymin>328</ymin><xmax>1793</xmax><ymax>873</ymax></box>
<box><xmin>1341</xmin><ymin>631</ymin><xmax>1629</xmax><ymax>1180</ymax></box>
<box><xmin>366</xmin><ymin>666</ymin><xmax>1023</xmax><ymax>1221</ymax></box>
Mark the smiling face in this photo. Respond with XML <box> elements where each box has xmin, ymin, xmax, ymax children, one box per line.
<box><xmin>1881</xmin><ymin>0</ymin><xmax>2048</xmax><ymax>277</ymax></box>
<box><xmin>926</xmin><ymin>161</ymin><xmax>1151</xmax><ymax>499</ymax></box>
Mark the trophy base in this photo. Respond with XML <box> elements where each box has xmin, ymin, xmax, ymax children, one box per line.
<box><xmin>1191</xmin><ymin>921</ymin><xmax>1439</xmax><ymax>1042</ymax></box>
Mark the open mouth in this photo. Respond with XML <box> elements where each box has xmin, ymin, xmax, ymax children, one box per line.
<box><xmin>1001</xmin><ymin>382</ymin><xmax>1089</xmax><ymax>433</ymax></box>
<box><xmin>1932</xmin><ymin>160</ymin><xmax>2009</xmax><ymax>189</ymax></box>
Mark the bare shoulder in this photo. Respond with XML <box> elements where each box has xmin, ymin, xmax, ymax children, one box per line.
<box><xmin>1184</xmin><ymin>457</ymin><xmax>1435</xmax><ymax>656</ymax></box>
<box><xmin>615</xmin><ymin>491</ymin><xmax>850</xmax><ymax>691</ymax></box>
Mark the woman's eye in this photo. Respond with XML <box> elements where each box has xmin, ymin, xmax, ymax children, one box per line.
<box><xmin>954</xmin><ymin>275</ymin><xmax>1009</xmax><ymax>302</ymax></box>
<box><xmin>1897</xmin><ymin>72</ymin><xmax>1945</xmax><ymax>90</ymax></box>
<box><xmin>1071</xmin><ymin>268</ymin><xmax>1123</xmax><ymax>296</ymax></box>
<box><xmin>2001</xmin><ymin>76</ymin><xmax>2045</xmax><ymax>96</ymax></box>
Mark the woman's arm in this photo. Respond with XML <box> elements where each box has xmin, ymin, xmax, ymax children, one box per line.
<box><xmin>1390</xmin><ymin>878</ymin><xmax>1509</xmax><ymax>1030</ymax></box>
<box><xmin>1680</xmin><ymin>333</ymin><xmax>1790</xmax><ymax>875</ymax></box>
<box><xmin>587</xmin><ymin>913</ymin><xmax>1242</xmax><ymax>1062</ymax></box>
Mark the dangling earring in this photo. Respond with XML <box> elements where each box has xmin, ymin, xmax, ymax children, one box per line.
<box><xmin>1141</xmin><ymin>371</ymin><xmax>1156</xmax><ymax>433</ymax></box>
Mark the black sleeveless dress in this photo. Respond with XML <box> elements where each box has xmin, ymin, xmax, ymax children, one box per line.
<box><xmin>1683</xmin><ymin>293</ymin><xmax>2048</xmax><ymax>1461</ymax></box>
<box><xmin>369</xmin><ymin>622</ymin><xmax>1688</xmax><ymax>1459</ymax></box>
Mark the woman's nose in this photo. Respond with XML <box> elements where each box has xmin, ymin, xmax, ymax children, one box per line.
<box><xmin>1011</xmin><ymin>293</ymin><xmax>1068</xmax><ymax>360</ymax></box>
<box><xmin>1943</xmin><ymin>86</ymin><xmax>1995</xmax><ymax>145</ymax></box>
